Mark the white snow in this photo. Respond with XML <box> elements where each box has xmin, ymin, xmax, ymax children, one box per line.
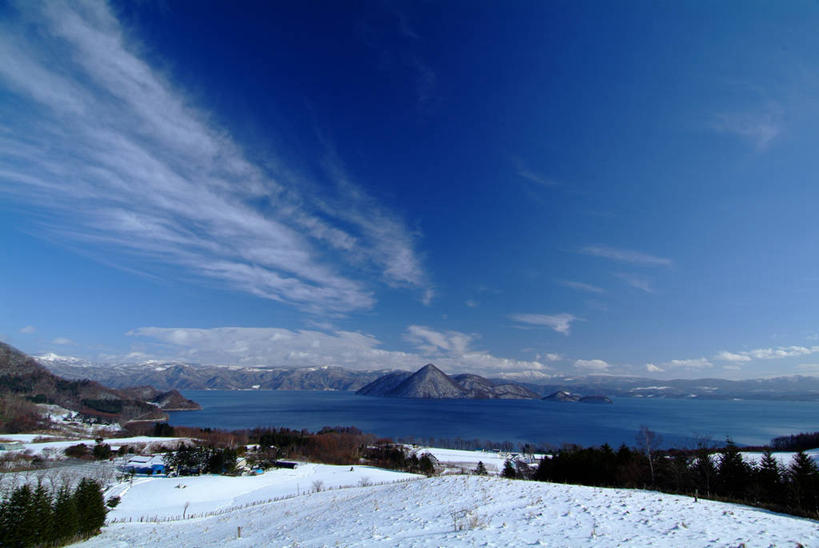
<box><xmin>1</xmin><ymin>436</ymin><xmax>190</xmax><ymax>456</ymax></box>
<box><xmin>74</xmin><ymin>474</ymin><xmax>819</xmax><ymax>547</ymax></box>
<box><xmin>410</xmin><ymin>447</ymin><xmax>518</xmax><ymax>475</ymax></box>
<box><xmin>104</xmin><ymin>463</ymin><xmax>418</xmax><ymax>521</ymax></box>
<box><xmin>741</xmin><ymin>449</ymin><xmax>819</xmax><ymax>468</ymax></box>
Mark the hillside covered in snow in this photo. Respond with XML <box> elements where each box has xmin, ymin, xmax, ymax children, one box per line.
<box><xmin>75</xmin><ymin>468</ymin><xmax>818</xmax><ymax>547</ymax></box>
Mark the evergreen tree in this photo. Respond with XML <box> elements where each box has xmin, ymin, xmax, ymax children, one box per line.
<box><xmin>0</xmin><ymin>484</ymin><xmax>35</xmax><ymax>548</ymax></box>
<box><xmin>418</xmin><ymin>454</ymin><xmax>435</xmax><ymax>476</ymax></box>
<box><xmin>756</xmin><ymin>449</ymin><xmax>783</xmax><ymax>505</ymax></box>
<box><xmin>74</xmin><ymin>479</ymin><xmax>107</xmax><ymax>537</ymax></box>
<box><xmin>502</xmin><ymin>459</ymin><xmax>517</xmax><ymax>479</ymax></box>
<box><xmin>32</xmin><ymin>482</ymin><xmax>54</xmax><ymax>543</ymax></box>
<box><xmin>53</xmin><ymin>484</ymin><xmax>79</xmax><ymax>544</ymax></box>
<box><xmin>716</xmin><ymin>440</ymin><xmax>751</xmax><ymax>499</ymax></box>
<box><xmin>787</xmin><ymin>450</ymin><xmax>819</xmax><ymax>515</ymax></box>
<box><xmin>534</xmin><ymin>456</ymin><xmax>552</xmax><ymax>482</ymax></box>
<box><xmin>474</xmin><ymin>461</ymin><xmax>487</xmax><ymax>475</ymax></box>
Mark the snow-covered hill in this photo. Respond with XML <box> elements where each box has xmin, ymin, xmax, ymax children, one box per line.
<box><xmin>75</xmin><ymin>472</ymin><xmax>818</xmax><ymax>547</ymax></box>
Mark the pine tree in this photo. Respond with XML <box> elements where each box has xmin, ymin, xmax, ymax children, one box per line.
<box><xmin>534</xmin><ymin>456</ymin><xmax>553</xmax><ymax>482</ymax></box>
<box><xmin>0</xmin><ymin>484</ymin><xmax>36</xmax><ymax>547</ymax></box>
<box><xmin>32</xmin><ymin>483</ymin><xmax>54</xmax><ymax>543</ymax></box>
<box><xmin>53</xmin><ymin>484</ymin><xmax>79</xmax><ymax>544</ymax></box>
<box><xmin>502</xmin><ymin>459</ymin><xmax>517</xmax><ymax>479</ymax></box>
<box><xmin>716</xmin><ymin>440</ymin><xmax>750</xmax><ymax>499</ymax></box>
<box><xmin>474</xmin><ymin>461</ymin><xmax>487</xmax><ymax>475</ymax></box>
<box><xmin>419</xmin><ymin>454</ymin><xmax>435</xmax><ymax>476</ymax></box>
<box><xmin>756</xmin><ymin>449</ymin><xmax>782</xmax><ymax>505</ymax></box>
<box><xmin>787</xmin><ymin>450</ymin><xmax>819</xmax><ymax>515</ymax></box>
<box><xmin>74</xmin><ymin>479</ymin><xmax>107</xmax><ymax>537</ymax></box>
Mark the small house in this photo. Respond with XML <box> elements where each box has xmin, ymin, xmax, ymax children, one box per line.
<box><xmin>124</xmin><ymin>455</ymin><xmax>166</xmax><ymax>475</ymax></box>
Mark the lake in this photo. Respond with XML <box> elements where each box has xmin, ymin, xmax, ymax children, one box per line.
<box><xmin>168</xmin><ymin>390</ymin><xmax>819</xmax><ymax>449</ymax></box>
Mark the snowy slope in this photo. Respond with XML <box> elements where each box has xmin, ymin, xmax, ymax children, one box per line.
<box><xmin>76</xmin><ymin>474</ymin><xmax>818</xmax><ymax>547</ymax></box>
<box><xmin>0</xmin><ymin>435</ymin><xmax>190</xmax><ymax>456</ymax></box>
<box><xmin>105</xmin><ymin>463</ymin><xmax>419</xmax><ymax>519</ymax></box>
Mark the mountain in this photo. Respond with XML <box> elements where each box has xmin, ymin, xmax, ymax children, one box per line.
<box><xmin>34</xmin><ymin>353</ymin><xmax>819</xmax><ymax>401</ymax></box>
<box><xmin>386</xmin><ymin>364</ymin><xmax>467</xmax><ymax>398</ymax></box>
<box><xmin>0</xmin><ymin>342</ymin><xmax>169</xmax><ymax>424</ymax></box>
<box><xmin>358</xmin><ymin>364</ymin><xmax>540</xmax><ymax>399</ymax></box>
<box><xmin>543</xmin><ymin>390</ymin><xmax>582</xmax><ymax>402</ymax></box>
<box><xmin>38</xmin><ymin>355</ymin><xmax>391</xmax><ymax>391</ymax></box>
<box><xmin>453</xmin><ymin>374</ymin><xmax>541</xmax><ymax>399</ymax></box>
<box><xmin>543</xmin><ymin>391</ymin><xmax>613</xmax><ymax>404</ymax></box>
<box><xmin>118</xmin><ymin>386</ymin><xmax>201</xmax><ymax>411</ymax></box>
<box><xmin>356</xmin><ymin>371</ymin><xmax>413</xmax><ymax>396</ymax></box>
<box><xmin>523</xmin><ymin>374</ymin><xmax>819</xmax><ymax>401</ymax></box>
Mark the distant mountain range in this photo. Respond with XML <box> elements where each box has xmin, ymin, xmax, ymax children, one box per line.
<box><xmin>34</xmin><ymin>353</ymin><xmax>819</xmax><ymax>401</ymax></box>
<box><xmin>0</xmin><ymin>342</ymin><xmax>198</xmax><ymax>425</ymax></box>
<box><xmin>357</xmin><ymin>364</ymin><xmax>542</xmax><ymax>399</ymax></box>
<box><xmin>37</xmin><ymin>354</ymin><xmax>391</xmax><ymax>392</ymax></box>
<box><xmin>543</xmin><ymin>391</ymin><xmax>613</xmax><ymax>404</ymax></box>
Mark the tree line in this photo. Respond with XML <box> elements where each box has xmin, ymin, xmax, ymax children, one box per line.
<box><xmin>0</xmin><ymin>479</ymin><xmax>107</xmax><ymax>547</ymax></box>
<box><xmin>772</xmin><ymin>431</ymin><xmax>819</xmax><ymax>451</ymax></box>
<box><xmin>520</xmin><ymin>441</ymin><xmax>818</xmax><ymax>519</ymax></box>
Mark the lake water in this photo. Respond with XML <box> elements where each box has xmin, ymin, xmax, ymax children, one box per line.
<box><xmin>168</xmin><ymin>390</ymin><xmax>819</xmax><ymax>449</ymax></box>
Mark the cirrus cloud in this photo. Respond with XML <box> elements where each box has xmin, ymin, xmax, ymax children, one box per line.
<box><xmin>0</xmin><ymin>1</ymin><xmax>428</xmax><ymax>314</ymax></box>
<box><xmin>509</xmin><ymin>313</ymin><xmax>578</xmax><ymax>335</ymax></box>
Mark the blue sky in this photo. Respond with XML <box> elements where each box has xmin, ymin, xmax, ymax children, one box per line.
<box><xmin>2</xmin><ymin>0</ymin><xmax>819</xmax><ymax>379</ymax></box>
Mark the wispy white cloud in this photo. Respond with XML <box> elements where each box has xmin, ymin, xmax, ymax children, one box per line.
<box><xmin>405</xmin><ymin>325</ymin><xmax>474</xmax><ymax>355</ymax></box>
<box><xmin>709</xmin><ymin>105</ymin><xmax>782</xmax><ymax>150</ymax></box>
<box><xmin>615</xmin><ymin>273</ymin><xmax>655</xmax><ymax>293</ymax></box>
<box><xmin>52</xmin><ymin>337</ymin><xmax>74</xmax><ymax>345</ymax></box>
<box><xmin>127</xmin><ymin>325</ymin><xmax>549</xmax><ymax>378</ymax></box>
<box><xmin>714</xmin><ymin>345</ymin><xmax>819</xmax><ymax>363</ymax></box>
<box><xmin>19</xmin><ymin>325</ymin><xmax>36</xmax><ymax>334</ymax></box>
<box><xmin>558</xmin><ymin>280</ymin><xmax>604</xmax><ymax>294</ymax></box>
<box><xmin>580</xmin><ymin>245</ymin><xmax>672</xmax><ymax>267</ymax></box>
<box><xmin>574</xmin><ymin>359</ymin><xmax>610</xmax><ymax>371</ymax></box>
<box><xmin>714</xmin><ymin>351</ymin><xmax>752</xmax><ymax>363</ymax></box>
<box><xmin>516</xmin><ymin>169</ymin><xmax>557</xmax><ymax>187</ymax></box>
<box><xmin>0</xmin><ymin>2</ymin><xmax>427</xmax><ymax>314</ymax></box>
<box><xmin>509</xmin><ymin>313</ymin><xmax>578</xmax><ymax>335</ymax></box>
<box><xmin>645</xmin><ymin>363</ymin><xmax>663</xmax><ymax>372</ymax></box>
<box><xmin>664</xmin><ymin>358</ymin><xmax>713</xmax><ymax>369</ymax></box>
<box><xmin>465</xmin><ymin>299</ymin><xmax>478</xmax><ymax>308</ymax></box>
<box><xmin>537</xmin><ymin>353</ymin><xmax>562</xmax><ymax>362</ymax></box>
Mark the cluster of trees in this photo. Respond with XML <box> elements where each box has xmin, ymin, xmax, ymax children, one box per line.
<box><xmin>0</xmin><ymin>395</ymin><xmax>44</xmax><ymax>434</ymax></box>
<box><xmin>363</xmin><ymin>444</ymin><xmax>437</xmax><ymax>475</ymax></box>
<box><xmin>396</xmin><ymin>436</ymin><xmax>519</xmax><ymax>453</ymax></box>
<box><xmin>62</xmin><ymin>440</ymin><xmax>114</xmax><ymax>461</ymax></box>
<box><xmin>163</xmin><ymin>446</ymin><xmax>238</xmax><ymax>475</ymax></box>
<box><xmin>772</xmin><ymin>431</ymin><xmax>819</xmax><ymax>452</ymax></box>
<box><xmin>0</xmin><ymin>479</ymin><xmax>107</xmax><ymax>547</ymax></box>
<box><xmin>527</xmin><ymin>441</ymin><xmax>818</xmax><ymax>519</ymax></box>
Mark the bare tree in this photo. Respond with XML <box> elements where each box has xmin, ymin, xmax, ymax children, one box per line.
<box><xmin>636</xmin><ymin>425</ymin><xmax>661</xmax><ymax>485</ymax></box>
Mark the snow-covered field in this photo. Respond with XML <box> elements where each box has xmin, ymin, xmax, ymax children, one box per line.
<box><xmin>76</xmin><ymin>474</ymin><xmax>818</xmax><ymax>547</ymax></box>
<box><xmin>105</xmin><ymin>463</ymin><xmax>419</xmax><ymax>520</ymax></box>
<box><xmin>0</xmin><ymin>435</ymin><xmax>190</xmax><ymax>456</ymax></box>
<box><xmin>741</xmin><ymin>449</ymin><xmax>819</xmax><ymax>468</ymax></box>
<box><xmin>410</xmin><ymin>447</ymin><xmax>519</xmax><ymax>474</ymax></box>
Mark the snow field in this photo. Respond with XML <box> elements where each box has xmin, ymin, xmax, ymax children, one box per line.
<box><xmin>76</xmin><ymin>474</ymin><xmax>819</xmax><ymax>547</ymax></box>
<box><xmin>409</xmin><ymin>447</ymin><xmax>515</xmax><ymax>475</ymax></box>
<box><xmin>105</xmin><ymin>463</ymin><xmax>420</xmax><ymax>520</ymax></box>
<box><xmin>0</xmin><ymin>435</ymin><xmax>190</xmax><ymax>456</ymax></box>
